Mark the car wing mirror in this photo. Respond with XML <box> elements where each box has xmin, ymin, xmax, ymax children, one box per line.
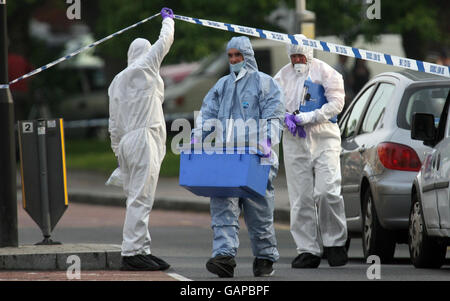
<box><xmin>411</xmin><ymin>113</ymin><xmax>436</xmax><ymax>146</ymax></box>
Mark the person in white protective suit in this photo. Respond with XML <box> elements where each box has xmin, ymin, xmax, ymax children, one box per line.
<box><xmin>274</xmin><ymin>34</ymin><xmax>348</xmax><ymax>268</ymax></box>
<box><xmin>106</xmin><ymin>7</ymin><xmax>174</xmax><ymax>271</ymax></box>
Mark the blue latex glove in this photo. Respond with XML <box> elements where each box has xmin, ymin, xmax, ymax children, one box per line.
<box><xmin>258</xmin><ymin>139</ymin><xmax>272</xmax><ymax>158</ymax></box>
<box><xmin>284</xmin><ymin>113</ymin><xmax>297</xmax><ymax>135</ymax></box>
<box><xmin>294</xmin><ymin>124</ymin><xmax>306</xmax><ymax>138</ymax></box>
<box><xmin>161</xmin><ymin>7</ymin><xmax>174</xmax><ymax>19</ymax></box>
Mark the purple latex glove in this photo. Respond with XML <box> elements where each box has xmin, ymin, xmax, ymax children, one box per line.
<box><xmin>161</xmin><ymin>7</ymin><xmax>174</xmax><ymax>19</ymax></box>
<box><xmin>294</xmin><ymin>124</ymin><xmax>306</xmax><ymax>138</ymax></box>
<box><xmin>284</xmin><ymin>113</ymin><xmax>297</xmax><ymax>135</ymax></box>
<box><xmin>258</xmin><ymin>139</ymin><xmax>272</xmax><ymax>158</ymax></box>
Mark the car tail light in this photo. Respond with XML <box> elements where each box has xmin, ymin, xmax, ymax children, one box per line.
<box><xmin>377</xmin><ymin>142</ymin><xmax>421</xmax><ymax>172</ymax></box>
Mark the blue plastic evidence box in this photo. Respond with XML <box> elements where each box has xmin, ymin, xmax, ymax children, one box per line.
<box><xmin>179</xmin><ymin>146</ymin><xmax>270</xmax><ymax>199</ymax></box>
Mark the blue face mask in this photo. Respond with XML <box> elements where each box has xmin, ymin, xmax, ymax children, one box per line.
<box><xmin>230</xmin><ymin>61</ymin><xmax>245</xmax><ymax>73</ymax></box>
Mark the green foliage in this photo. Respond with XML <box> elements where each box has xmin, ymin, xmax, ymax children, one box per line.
<box><xmin>93</xmin><ymin>0</ymin><xmax>280</xmax><ymax>64</ymax></box>
<box><xmin>6</xmin><ymin>0</ymin><xmax>42</xmax><ymax>15</ymax></box>
<box><xmin>65</xmin><ymin>138</ymin><xmax>117</xmax><ymax>174</ymax></box>
<box><xmin>89</xmin><ymin>0</ymin><xmax>450</xmax><ymax>63</ymax></box>
<box><xmin>65</xmin><ymin>138</ymin><xmax>181</xmax><ymax>177</ymax></box>
<box><xmin>5</xmin><ymin>0</ymin><xmax>449</xmax><ymax>83</ymax></box>
<box><xmin>307</xmin><ymin>0</ymin><xmax>449</xmax><ymax>59</ymax></box>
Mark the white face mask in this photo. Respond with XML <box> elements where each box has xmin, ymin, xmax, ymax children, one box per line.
<box><xmin>294</xmin><ymin>63</ymin><xmax>308</xmax><ymax>76</ymax></box>
<box><xmin>230</xmin><ymin>61</ymin><xmax>245</xmax><ymax>73</ymax></box>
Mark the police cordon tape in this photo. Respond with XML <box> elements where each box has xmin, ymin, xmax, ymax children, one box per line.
<box><xmin>0</xmin><ymin>12</ymin><xmax>161</xmax><ymax>89</ymax></box>
<box><xmin>1</xmin><ymin>11</ymin><xmax>449</xmax><ymax>91</ymax></box>
<box><xmin>61</xmin><ymin>112</ymin><xmax>189</xmax><ymax>130</ymax></box>
<box><xmin>174</xmin><ymin>14</ymin><xmax>450</xmax><ymax>78</ymax></box>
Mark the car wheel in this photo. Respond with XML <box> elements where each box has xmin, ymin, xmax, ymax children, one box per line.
<box><xmin>362</xmin><ymin>188</ymin><xmax>396</xmax><ymax>262</ymax></box>
<box><xmin>408</xmin><ymin>193</ymin><xmax>446</xmax><ymax>269</ymax></box>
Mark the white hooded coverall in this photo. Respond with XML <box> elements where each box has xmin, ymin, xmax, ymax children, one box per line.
<box><xmin>107</xmin><ymin>18</ymin><xmax>174</xmax><ymax>256</ymax></box>
<box><xmin>274</xmin><ymin>40</ymin><xmax>347</xmax><ymax>257</ymax></box>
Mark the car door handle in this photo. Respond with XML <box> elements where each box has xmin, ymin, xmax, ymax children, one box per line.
<box><xmin>436</xmin><ymin>153</ymin><xmax>440</xmax><ymax>170</ymax></box>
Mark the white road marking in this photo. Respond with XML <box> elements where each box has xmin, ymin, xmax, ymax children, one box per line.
<box><xmin>167</xmin><ymin>272</ymin><xmax>193</xmax><ymax>281</ymax></box>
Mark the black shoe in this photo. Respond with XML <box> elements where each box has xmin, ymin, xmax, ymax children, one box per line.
<box><xmin>325</xmin><ymin>246</ymin><xmax>348</xmax><ymax>267</ymax></box>
<box><xmin>291</xmin><ymin>253</ymin><xmax>321</xmax><ymax>268</ymax></box>
<box><xmin>121</xmin><ymin>255</ymin><xmax>161</xmax><ymax>271</ymax></box>
<box><xmin>253</xmin><ymin>258</ymin><xmax>275</xmax><ymax>277</ymax></box>
<box><xmin>206</xmin><ymin>255</ymin><xmax>236</xmax><ymax>278</ymax></box>
<box><xmin>146</xmin><ymin>254</ymin><xmax>170</xmax><ymax>270</ymax></box>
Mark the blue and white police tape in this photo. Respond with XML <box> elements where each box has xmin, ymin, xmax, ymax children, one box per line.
<box><xmin>2</xmin><ymin>11</ymin><xmax>449</xmax><ymax>91</ymax></box>
<box><xmin>0</xmin><ymin>12</ymin><xmax>161</xmax><ymax>90</ymax></box>
<box><xmin>174</xmin><ymin>14</ymin><xmax>450</xmax><ymax>78</ymax></box>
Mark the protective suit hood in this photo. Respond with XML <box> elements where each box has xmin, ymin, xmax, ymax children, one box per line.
<box><xmin>286</xmin><ymin>34</ymin><xmax>313</xmax><ymax>76</ymax></box>
<box><xmin>287</xmin><ymin>34</ymin><xmax>314</xmax><ymax>62</ymax></box>
<box><xmin>226</xmin><ymin>36</ymin><xmax>258</xmax><ymax>72</ymax></box>
<box><xmin>127</xmin><ymin>38</ymin><xmax>152</xmax><ymax>66</ymax></box>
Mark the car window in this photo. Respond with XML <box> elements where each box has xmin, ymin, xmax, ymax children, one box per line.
<box><xmin>360</xmin><ymin>83</ymin><xmax>395</xmax><ymax>134</ymax></box>
<box><xmin>86</xmin><ymin>69</ymin><xmax>107</xmax><ymax>91</ymax></box>
<box><xmin>342</xmin><ymin>85</ymin><xmax>375</xmax><ymax>139</ymax></box>
<box><xmin>190</xmin><ymin>51</ymin><xmax>225</xmax><ymax>76</ymax></box>
<box><xmin>399</xmin><ymin>86</ymin><xmax>450</xmax><ymax>130</ymax></box>
<box><xmin>254</xmin><ymin>49</ymin><xmax>272</xmax><ymax>75</ymax></box>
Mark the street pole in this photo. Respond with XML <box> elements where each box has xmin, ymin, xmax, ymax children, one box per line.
<box><xmin>0</xmin><ymin>0</ymin><xmax>18</xmax><ymax>248</ymax></box>
<box><xmin>295</xmin><ymin>0</ymin><xmax>316</xmax><ymax>38</ymax></box>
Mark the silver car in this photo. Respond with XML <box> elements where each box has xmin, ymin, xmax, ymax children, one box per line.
<box><xmin>338</xmin><ymin>70</ymin><xmax>450</xmax><ymax>262</ymax></box>
<box><xmin>409</xmin><ymin>91</ymin><xmax>450</xmax><ymax>268</ymax></box>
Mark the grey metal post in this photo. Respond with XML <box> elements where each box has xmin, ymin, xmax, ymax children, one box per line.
<box><xmin>0</xmin><ymin>0</ymin><xmax>18</xmax><ymax>248</ymax></box>
<box><xmin>295</xmin><ymin>0</ymin><xmax>316</xmax><ymax>37</ymax></box>
<box><xmin>36</xmin><ymin>120</ymin><xmax>52</xmax><ymax>244</ymax></box>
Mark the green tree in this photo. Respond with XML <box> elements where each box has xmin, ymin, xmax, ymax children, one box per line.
<box><xmin>7</xmin><ymin>0</ymin><xmax>449</xmax><ymax>82</ymax></box>
<box><xmin>6</xmin><ymin>0</ymin><xmax>46</xmax><ymax>55</ymax></box>
<box><xmin>80</xmin><ymin>0</ymin><xmax>281</xmax><ymax>80</ymax></box>
<box><xmin>306</xmin><ymin>0</ymin><xmax>450</xmax><ymax>60</ymax></box>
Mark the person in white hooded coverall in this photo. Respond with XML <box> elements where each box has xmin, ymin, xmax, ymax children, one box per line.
<box><xmin>274</xmin><ymin>34</ymin><xmax>348</xmax><ymax>268</ymax></box>
<box><xmin>106</xmin><ymin>8</ymin><xmax>174</xmax><ymax>271</ymax></box>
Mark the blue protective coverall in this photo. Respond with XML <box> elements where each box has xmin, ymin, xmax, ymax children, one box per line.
<box><xmin>192</xmin><ymin>36</ymin><xmax>284</xmax><ymax>261</ymax></box>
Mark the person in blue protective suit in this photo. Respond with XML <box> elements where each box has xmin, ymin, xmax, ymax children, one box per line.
<box><xmin>274</xmin><ymin>34</ymin><xmax>348</xmax><ymax>268</ymax></box>
<box><xmin>106</xmin><ymin>7</ymin><xmax>174</xmax><ymax>271</ymax></box>
<box><xmin>191</xmin><ymin>36</ymin><xmax>285</xmax><ymax>278</ymax></box>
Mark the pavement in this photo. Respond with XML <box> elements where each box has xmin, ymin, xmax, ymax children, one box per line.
<box><xmin>1</xmin><ymin>168</ymin><xmax>291</xmax><ymax>272</ymax></box>
<box><xmin>66</xmin><ymin>168</ymin><xmax>291</xmax><ymax>221</ymax></box>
